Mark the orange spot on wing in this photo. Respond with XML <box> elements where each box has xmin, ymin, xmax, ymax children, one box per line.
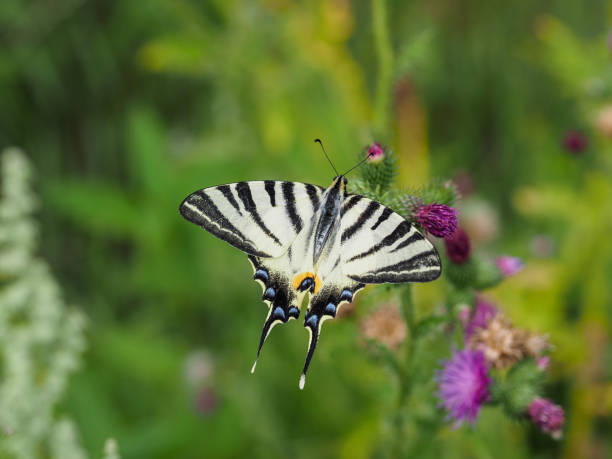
<box><xmin>292</xmin><ymin>272</ymin><xmax>322</xmax><ymax>293</ymax></box>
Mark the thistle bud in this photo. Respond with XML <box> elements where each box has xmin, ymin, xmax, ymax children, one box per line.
<box><xmin>444</xmin><ymin>228</ymin><xmax>471</xmax><ymax>264</ymax></box>
<box><xmin>367</xmin><ymin>143</ymin><xmax>385</xmax><ymax>162</ymax></box>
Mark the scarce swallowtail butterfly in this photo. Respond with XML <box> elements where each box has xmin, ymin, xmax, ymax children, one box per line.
<box><xmin>179</xmin><ymin>143</ymin><xmax>442</xmax><ymax>389</ymax></box>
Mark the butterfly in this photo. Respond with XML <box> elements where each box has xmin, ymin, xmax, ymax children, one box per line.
<box><xmin>179</xmin><ymin>148</ymin><xmax>441</xmax><ymax>389</ymax></box>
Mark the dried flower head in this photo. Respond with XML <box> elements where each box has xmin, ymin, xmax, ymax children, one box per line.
<box><xmin>524</xmin><ymin>333</ymin><xmax>551</xmax><ymax>357</ymax></box>
<box><xmin>415</xmin><ymin>203</ymin><xmax>458</xmax><ymax>238</ymax></box>
<box><xmin>444</xmin><ymin>228</ymin><xmax>471</xmax><ymax>264</ymax></box>
<box><xmin>437</xmin><ymin>349</ymin><xmax>491</xmax><ymax>426</ymax></box>
<box><xmin>528</xmin><ymin>397</ymin><xmax>564</xmax><ymax>439</ymax></box>
<box><xmin>367</xmin><ymin>143</ymin><xmax>385</xmax><ymax>162</ymax></box>
<box><xmin>562</xmin><ymin>130</ymin><xmax>588</xmax><ymax>153</ymax></box>
<box><xmin>595</xmin><ymin>106</ymin><xmax>612</xmax><ymax>137</ymax></box>
<box><xmin>360</xmin><ymin>303</ymin><xmax>406</xmax><ymax>351</ymax></box>
<box><xmin>469</xmin><ymin>316</ymin><xmax>525</xmax><ymax>369</ymax></box>
<box><xmin>496</xmin><ymin>256</ymin><xmax>524</xmax><ymax>277</ymax></box>
<box><xmin>469</xmin><ymin>313</ymin><xmax>550</xmax><ymax>369</ymax></box>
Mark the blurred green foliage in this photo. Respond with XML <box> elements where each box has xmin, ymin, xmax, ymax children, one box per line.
<box><xmin>2</xmin><ymin>0</ymin><xmax>612</xmax><ymax>458</ymax></box>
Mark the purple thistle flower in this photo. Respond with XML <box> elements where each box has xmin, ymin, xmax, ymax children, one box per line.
<box><xmin>444</xmin><ymin>228</ymin><xmax>471</xmax><ymax>264</ymax></box>
<box><xmin>464</xmin><ymin>297</ymin><xmax>498</xmax><ymax>341</ymax></box>
<box><xmin>562</xmin><ymin>130</ymin><xmax>588</xmax><ymax>154</ymax></box>
<box><xmin>437</xmin><ymin>349</ymin><xmax>491</xmax><ymax>426</ymax></box>
<box><xmin>496</xmin><ymin>256</ymin><xmax>524</xmax><ymax>277</ymax></box>
<box><xmin>528</xmin><ymin>397</ymin><xmax>564</xmax><ymax>439</ymax></box>
<box><xmin>415</xmin><ymin>203</ymin><xmax>458</xmax><ymax>238</ymax></box>
<box><xmin>367</xmin><ymin>143</ymin><xmax>384</xmax><ymax>162</ymax></box>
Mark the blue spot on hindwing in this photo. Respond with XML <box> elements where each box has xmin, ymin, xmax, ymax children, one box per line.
<box><xmin>273</xmin><ymin>306</ymin><xmax>286</xmax><ymax>322</ymax></box>
<box><xmin>254</xmin><ymin>269</ymin><xmax>268</xmax><ymax>282</ymax></box>
<box><xmin>339</xmin><ymin>289</ymin><xmax>353</xmax><ymax>303</ymax></box>
<box><xmin>324</xmin><ymin>303</ymin><xmax>337</xmax><ymax>316</ymax></box>
<box><xmin>306</xmin><ymin>314</ymin><xmax>319</xmax><ymax>329</ymax></box>
<box><xmin>263</xmin><ymin>287</ymin><xmax>276</xmax><ymax>301</ymax></box>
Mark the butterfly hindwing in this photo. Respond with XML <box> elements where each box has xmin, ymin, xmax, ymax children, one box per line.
<box><xmin>180</xmin><ymin>181</ymin><xmax>324</xmax><ymax>258</ymax></box>
<box><xmin>340</xmin><ymin>194</ymin><xmax>441</xmax><ymax>283</ymax></box>
<box><xmin>247</xmin><ymin>253</ymin><xmax>309</xmax><ymax>372</ymax></box>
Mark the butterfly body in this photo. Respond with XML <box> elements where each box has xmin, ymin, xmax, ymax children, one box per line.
<box><xmin>180</xmin><ymin>175</ymin><xmax>441</xmax><ymax>388</ymax></box>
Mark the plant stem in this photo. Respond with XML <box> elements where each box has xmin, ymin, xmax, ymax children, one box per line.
<box><xmin>391</xmin><ymin>284</ymin><xmax>415</xmax><ymax>457</ymax></box>
<box><xmin>372</xmin><ymin>0</ymin><xmax>394</xmax><ymax>136</ymax></box>
<box><xmin>398</xmin><ymin>283</ymin><xmax>415</xmax><ymax>404</ymax></box>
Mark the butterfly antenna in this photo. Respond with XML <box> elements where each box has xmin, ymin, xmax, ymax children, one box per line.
<box><xmin>342</xmin><ymin>151</ymin><xmax>374</xmax><ymax>177</ymax></box>
<box><xmin>314</xmin><ymin>139</ymin><xmax>339</xmax><ymax>176</ymax></box>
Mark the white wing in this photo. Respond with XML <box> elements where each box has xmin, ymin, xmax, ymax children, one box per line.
<box><xmin>179</xmin><ymin>181</ymin><xmax>324</xmax><ymax>258</ymax></box>
<box><xmin>340</xmin><ymin>194</ymin><xmax>441</xmax><ymax>283</ymax></box>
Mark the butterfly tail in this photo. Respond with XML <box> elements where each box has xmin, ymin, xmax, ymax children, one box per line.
<box><xmin>249</xmin><ymin>257</ymin><xmax>301</xmax><ymax>374</ymax></box>
<box><xmin>252</xmin><ymin>304</ymin><xmax>294</xmax><ymax>373</ymax></box>
<box><xmin>299</xmin><ymin>282</ymin><xmax>365</xmax><ymax>389</ymax></box>
<box><xmin>300</xmin><ymin>311</ymin><xmax>322</xmax><ymax>389</ymax></box>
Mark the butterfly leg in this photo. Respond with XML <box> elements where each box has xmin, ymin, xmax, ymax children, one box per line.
<box><xmin>299</xmin><ymin>282</ymin><xmax>365</xmax><ymax>389</ymax></box>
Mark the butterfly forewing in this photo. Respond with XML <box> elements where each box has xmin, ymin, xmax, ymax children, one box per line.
<box><xmin>180</xmin><ymin>181</ymin><xmax>324</xmax><ymax>258</ymax></box>
<box><xmin>339</xmin><ymin>195</ymin><xmax>441</xmax><ymax>283</ymax></box>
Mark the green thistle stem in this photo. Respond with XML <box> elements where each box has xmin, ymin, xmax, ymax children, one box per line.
<box><xmin>372</xmin><ymin>0</ymin><xmax>394</xmax><ymax>136</ymax></box>
<box><xmin>398</xmin><ymin>284</ymin><xmax>415</xmax><ymax>404</ymax></box>
<box><xmin>390</xmin><ymin>284</ymin><xmax>415</xmax><ymax>457</ymax></box>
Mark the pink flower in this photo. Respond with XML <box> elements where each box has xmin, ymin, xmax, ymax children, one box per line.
<box><xmin>536</xmin><ymin>356</ymin><xmax>550</xmax><ymax>371</ymax></box>
<box><xmin>464</xmin><ymin>297</ymin><xmax>498</xmax><ymax>341</ymax></box>
<box><xmin>528</xmin><ymin>397</ymin><xmax>564</xmax><ymax>439</ymax></box>
<box><xmin>444</xmin><ymin>228</ymin><xmax>471</xmax><ymax>264</ymax></box>
<box><xmin>415</xmin><ymin>204</ymin><xmax>458</xmax><ymax>238</ymax></box>
<box><xmin>437</xmin><ymin>349</ymin><xmax>491</xmax><ymax>426</ymax></box>
<box><xmin>496</xmin><ymin>256</ymin><xmax>524</xmax><ymax>277</ymax></box>
<box><xmin>367</xmin><ymin>143</ymin><xmax>385</xmax><ymax>162</ymax></box>
<box><xmin>562</xmin><ymin>130</ymin><xmax>588</xmax><ymax>154</ymax></box>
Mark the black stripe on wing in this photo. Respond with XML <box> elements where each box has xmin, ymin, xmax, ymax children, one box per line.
<box><xmin>282</xmin><ymin>181</ymin><xmax>303</xmax><ymax>233</ymax></box>
<box><xmin>235</xmin><ymin>182</ymin><xmax>282</xmax><ymax>246</ymax></box>
<box><xmin>370</xmin><ymin>207</ymin><xmax>392</xmax><ymax>230</ymax></box>
<box><xmin>179</xmin><ymin>191</ymin><xmax>271</xmax><ymax>257</ymax></box>
<box><xmin>264</xmin><ymin>180</ymin><xmax>276</xmax><ymax>207</ymax></box>
<box><xmin>346</xmin><ymin>220</ymin><xmax>412</xmax><ymax>262</ymax></box>
<box><xmin>341</xmin><ymin>200</ymin><xmax>380</xmax><ymax>243</ymax></box>
<box><xmin>217</xmin><ymin>185</ymin><xmax>242</xmax><ymax>216</ymax></box>
<box><xmin>305</xmin><ymin>183</ymin><xmax>321</xmax><ymax>212</ymax></box>
<box><xmin>390</xmin><ymin>231</ymin><xmax>425</xmax><ymax>253</ymax></box>
<box><xmin>341</xmin><ymin>194</ymin><xmax>363</xmax><ymax>214</ymax></box>
<box><xmin>350</xmin><ymin>250</ymin><xmax>441</xmax><ymax>283</ymax></box>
